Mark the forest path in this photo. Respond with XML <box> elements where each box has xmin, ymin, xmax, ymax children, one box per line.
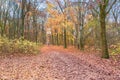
<box><xmin>0</xmin><ymin>45</ymin><xmax>120</xmax><ymax>80</ymax></box>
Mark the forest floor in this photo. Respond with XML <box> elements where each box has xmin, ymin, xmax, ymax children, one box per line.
<box><xmin>0</xmin><ymin>45</ymin><xmax>120</xmax><ymax>80</ymax></box>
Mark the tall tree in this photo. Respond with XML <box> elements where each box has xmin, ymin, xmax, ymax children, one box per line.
<box><xmin>90</xmin><ymin>0</ymin><xmax>117</xmax><ymax>58</ymax></box>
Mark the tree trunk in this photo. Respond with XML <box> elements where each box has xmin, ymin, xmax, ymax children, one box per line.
<box><xmin>51</xmin><ymin>34</ymin><xmax>54</xmax><ymax>45</ymax></box>
<box><xmin>56</xmin><ymin>33</ymin><xmax>59</xmax><ymax>46</ymax></box>
<box><xmin>21</xmin><ymin>0</ymin><xmax>26</xmax><ymax>38</ymax></box>
<box><xmin>100</xmin><ymin>6</ymin><xmax>109</xmax><ymax>59</ymax></box>
<box><xmin>79</xmin><ymin>12</ymin><xmax>84</xmax><ymax>50</ymax></box>
<box><xmin>80</xmin><ymin>26</ymin><xmax>84</xmax><ymax>50</ymax></box>
<box><xmin>64</xmin><ymin>28</ymin><xmax>67</xmax><ymax>48</ymax></box>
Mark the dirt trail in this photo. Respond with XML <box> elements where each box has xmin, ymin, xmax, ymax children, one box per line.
<box><xmin>0</xmin><ymin>46</ymin><xmax>120</xmax><ymax>80</ymax></box>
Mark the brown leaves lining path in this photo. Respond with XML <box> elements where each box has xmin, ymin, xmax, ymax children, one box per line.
<box><xmin>0</xmin><ymin>45</ymin><xmax>120</xmax><ymax>80</ymax></box>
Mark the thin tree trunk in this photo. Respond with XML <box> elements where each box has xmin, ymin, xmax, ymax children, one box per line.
<box><xmin>80</xmin><ymin>26</ymin><xmax>84</xmax><ymax>50</ymax></box>
<box><xmin>21</xmin><ymin>0</ymin><xmax>26</xmax><ymax>38</ymax></box>
<box><xmin>64</xmin><ymin>27</ymin><xmax>67</xmax><ymax>48</ymax></box>
<box><xmin>56</xmin><ymin>33</ymin><xmax>59</xmax><ymax>45</ymax></box>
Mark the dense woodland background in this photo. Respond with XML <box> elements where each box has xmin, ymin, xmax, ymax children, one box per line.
<box><xmin>0</xmin><ymin>0</ymin><xmax>120</xmax><ymax>59</ymax></box>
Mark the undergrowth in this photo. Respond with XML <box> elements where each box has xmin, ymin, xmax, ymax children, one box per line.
<box><xmin>0</xmin><ymin>37</ymin><xmax>40</xmax><ymax>54</ymax></box>
<box><xmin>109</xmin><ymin>43</ymin><xmax>120</xmax><ymax>55</ymax></box>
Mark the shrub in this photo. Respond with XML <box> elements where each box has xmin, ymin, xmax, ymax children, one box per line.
<box><xmin>0</xmin><ymin>37</ymin><xmax>40</xmax><ymax>54</ymax></box>
<box><xmin>109</xmin><ymin>43</ymin><xmax>120</xmax><ymax>55</ymax></box>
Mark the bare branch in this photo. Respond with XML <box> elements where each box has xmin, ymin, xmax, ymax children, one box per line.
<box><xmin>106</xmin><ymin>0</ymin><xmax>117</xmax><ymax>14</ymax></box>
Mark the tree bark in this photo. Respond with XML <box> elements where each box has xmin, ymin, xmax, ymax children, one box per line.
<box><xmin>21</xmin><ymin>0</ymin><xmax>26</xmax><ymax>38</ymax></box>
<box><xmin>100</xmin><ymin>5</ymin><xmax>109</xmax><ymax>59</ymax></box>
<box><xmin>80</xmin><ymin>26</ymin><xmax>84</xmax><ymax>50</ymax></box>
<box><xmin>64</xmin><ymin>28</ymin><xmax>67</xmax><ymax>48</ymax></box>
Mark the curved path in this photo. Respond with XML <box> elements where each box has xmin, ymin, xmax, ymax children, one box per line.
<box><xmin>0</xmin><ymin>46</ymin><xmax>120</xmax><ymax>80</ymax></box>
